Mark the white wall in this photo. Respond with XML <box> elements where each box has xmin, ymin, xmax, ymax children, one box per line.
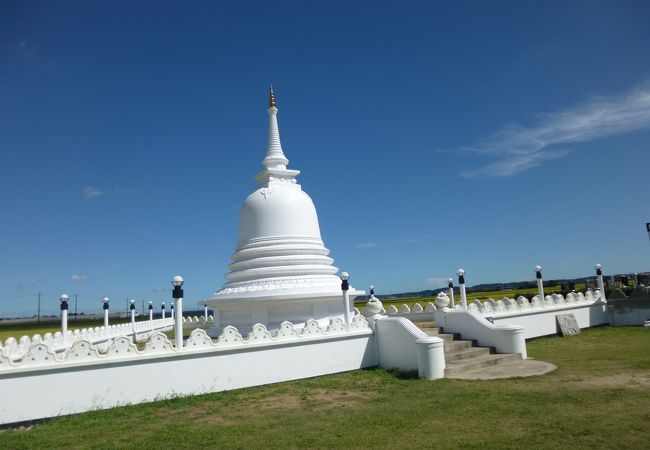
<box><xmin>385</xmin><ymin>292</ymin><xmax>611</xmax><ymax>341</ymax></box>
<box><xmin>0</xmin><ymin>313</ymin><xmax>454</xmax><ymax>425</ymax></box>
<box><xmin>0</xmin><ymin>330</ymin><xmax>375</xmax><ymax>425</ymax></box>
<box><xmin>488</xmin><ymin>302</ymin><xmax>607</xmax><ymax>339</ymax></box>
<box><xmin>374</xmin><ymin>317</ymin><xmax>445</xmax><ymax>379</ymax></box>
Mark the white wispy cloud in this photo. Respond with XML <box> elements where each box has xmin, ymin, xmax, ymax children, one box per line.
<box><xmin>356</xmin><ymin>242</ymin><xmax>377</xmax><ymax>249</ymax></box>
<box><xmin>71</xmin><ymin>274</ymin><xmax>89</xmax><ymax>281</ymax></box>
<box><xmin>83</xmin><ymin>186</ymin><xmax>103</xmax><ymax>199</ymax></box>
<box><xmin>461</xmin><ymin>84</ymin><xmax>650</xmax><ymax>178</ymax></box>
<box><xmin>390</xmin><ymin>234</ymin><xmax>430</xmax><ymax>245</ymax></box>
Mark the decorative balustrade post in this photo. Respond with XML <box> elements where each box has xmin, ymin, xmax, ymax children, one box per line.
<box><xmin>102</xmin><ymin>296</ymin><xmax>110</xmax><ymax>328</ymax></box>
<box><xmin>457</xmin><ymin>269</ymin><xmax>467</xmax><ymax>310</ymax></box>
<box><xmin>130</xmin><ymin>299</ymin><xmax>136</xmax><ymax>342</ymax></box>
<box><xmin>148</xmin><ymin>301</ymin><xmax>153</xmax><ymax>321</ymax></box>
<box><xmin>535</xmin><ymin>265</ymin><xmax>544</xmax><ymax>304</ymax></box>
<box><xmin>204</xmin><ymin>304</ymin><xmax>209</xmax><ymax>321</ymax></box>
<box><xmin>448</xmin><ymin>278</ymin><xmax>455</xmax><ymax>308</ymax></box>
<box><xmin>340</xmin><ymin>272</ymin><xmax>351</xmax><ymax>327</ymax></box>
<box><xmin>595</xmin><ymin>264</ymin><xmax>606</xmax><ymax>301</ymax></box>
<box><xmin>172</xmin><ymin>275</ymin><xmax>184</xmax><ymax>350</ymax></box>
<box><xmin>60</xmin><ymin>294</ymin><xmax>69</xmax><ymax>341</ymax></box>
<box><xmin>161</xmin><ymin>301</ymin><xmax>166</xmax><ymax>319</ymax></box>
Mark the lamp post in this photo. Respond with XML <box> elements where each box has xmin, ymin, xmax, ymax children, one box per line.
<box><xmin>457</xmin><ymin>269</ymin><xmax>467</xmax><ymax>310</ymax></box>
<box><xmin>204</xmin><ymin>303</ymin><xmax>209</xmax><ymax>321</ymax></box>
<box><xmin>161</xmin><ymin>301</ymin><xmax>166</xmax><ymax>319</ymax></box>
<box><xmin>130</xmin><ymin>299</ymin><xmax>136</xmax><ymax>342</ymax></box>
<box><xmin>148</xmin><ymin>301</ymin><xmax>154</xmax><ymax>321</ymax></box>
<box><xmin>535</xmin><ymin>265</ymin><xmax>544</xmax><ymax>304</ymax></box>
<box><xmin>172</xmin><ymin>275</ymin><xmax>184</xmax><ymax>350</ymax></box>
<box><xmin>102</xmin><ymin>296</ymin><xmax>110</xmax><ymax>328</ymax></box>
<box><xmin>595</xmin><ymin>264</ymin><xmax>606</xmax><ymax>301</ymax></box>
<box><xmin>448</xmin><ymin>278</ymin><xmax>455</xmax><ymax>308</ymax></box>
<box><xmin>60</xmin><ymin>293</ymin><xmax>69</xmax><ymax>340</ymax></box>
<box><xmin>340</xmin><ymin>272</ymin><xmax>351</xmax><ymax>327</ymax></box>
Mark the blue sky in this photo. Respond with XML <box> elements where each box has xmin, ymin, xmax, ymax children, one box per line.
<box><xmin>1</xmin><ymin>1</ymin><xmax>649</xmax><ymax>316</ymax></box>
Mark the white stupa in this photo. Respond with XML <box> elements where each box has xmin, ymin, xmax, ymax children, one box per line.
<box><xmin>204</xmin><ymin>87</ymin><xmax>361</xmax><ymax>335</ymax></box>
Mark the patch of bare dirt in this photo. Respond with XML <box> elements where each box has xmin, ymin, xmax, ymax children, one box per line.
<box><xmin>578</xmin><ymin>373</ymin><xmax>650</xmax><ymax>388</ymax></box>
<box><xmin>190</xmin><ymin>388</ymin><xmax>373</xmax><ymax>426</ymax></box>
<box><xmin>151</xmin><ymin>387</ymin><xmax>375</xmax><ymax>428</ymax></box>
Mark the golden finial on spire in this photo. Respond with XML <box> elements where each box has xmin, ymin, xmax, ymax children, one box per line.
<box><xmin>269</xmin><ymin>84</ymin><xmax>277</xmax><ymax>108</ymax></box>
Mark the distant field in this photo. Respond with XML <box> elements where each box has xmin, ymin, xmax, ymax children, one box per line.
<box><xmin>0</xmin><ymin>326</ymin><xmax>647</xmax><ymax>449</ymax></box>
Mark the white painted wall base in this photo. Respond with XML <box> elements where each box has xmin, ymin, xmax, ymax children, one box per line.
<box><xmin>0</xmin><ymin>313</ymin><xmax>452</xmax><ymax>426</ymax></box>
<box><xmin>487</xmin><ymin>301</ymin><xmax>607</xmax><ymax>339</ymax></box>
<box><xmin>0</xmin><ymin>331</ymin><xmax>375</xmax><ymax>425</ymax></box>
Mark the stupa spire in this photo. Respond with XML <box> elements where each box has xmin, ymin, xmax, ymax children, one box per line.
<box><xmin>255</xmin><ymin>85</ymin><xmax>299</xmax><ymax>187</ymax></box>
<box><xmin>269</xmin><ymin>84</ymin><xmax>277</xmax><ymax>108</ymax></box>
<box><xmin>264</xmin><ymin>85</ymin><xmax>288</xmax><ymax>166</ymax></box>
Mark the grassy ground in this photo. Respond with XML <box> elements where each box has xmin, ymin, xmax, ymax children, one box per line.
<box><xmin>0</xmin><ymin>326</ymin><xmax>648</xmax><ymax>449</ymax></box>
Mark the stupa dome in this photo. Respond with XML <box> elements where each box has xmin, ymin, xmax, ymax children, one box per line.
<box><xmin>225</xmin><ymin>181</ymin><xmax>339</xmax><ymax>285</ymax></box>
<box><xmin>237</xmin><ymin>185</ymin><xmax>321</xmax><ymax>243</ymax></box>
<box><xmin>204</xmin><ymin>86</ymin><xmax>360</xmax><ymax>334</ymax></box>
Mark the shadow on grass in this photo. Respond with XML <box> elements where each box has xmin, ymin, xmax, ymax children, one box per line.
<box><xmin>361</xmin><ymin>367</ymin><xmax>420</xmax><ymax>380</ymax></box>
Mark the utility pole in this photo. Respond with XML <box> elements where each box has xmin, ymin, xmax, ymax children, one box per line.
<box><xmin>74</xmin><ymin>293</ymin><xmax>78</xmax><ymax>322</ymax></box>
<box><xmin>37</xmin><ymin>292</ymin><xmax>41</xmax><ymax>325</ymax></box>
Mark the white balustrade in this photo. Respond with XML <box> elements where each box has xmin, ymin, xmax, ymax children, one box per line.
<box><xmin>0</xmin><ymin>315</ymin><xmax>368</xmax><ymax>372</ymax></box>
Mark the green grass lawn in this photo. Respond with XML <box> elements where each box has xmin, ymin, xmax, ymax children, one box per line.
<box><xmin>1</xmin><ymin>326</ymin><xmax>648</xmax><ymax>449</ymax></box>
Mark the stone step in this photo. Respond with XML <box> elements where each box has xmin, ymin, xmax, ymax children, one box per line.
<box><xmin>419</xmin><ymin>327</ymin><xmax>440</xmax><ymax>334</ymax></box>
<box><xmin>412</xmin><ymin>321</ymin><xmax>436</xmax><ymax>328</ymax></box>
<box><xmin>442</xmin><ymin>340</ymin><xmax>474</xmax><ymax>352</ymax></box>
<box><xmin>445</xmin><ymin>346</ymin><xmax>492</xmax><ymax>363</ymax></box>
<box><xmin>445</xmin><ymin>353</ymin><xmax>522</xmax><ymax>375</ymax></box>
<box><xmin>422</xmin><ymin>330</ymin><xmax>457</xmax><ymax>342</ymax></box>
<box><xmin>446</xmin><ymin>359</ymin><xmax>557</xmax><ymax>380</ymax></box>
<box><xmin>436</xmin><ymin>333</ymin><xmax>458</xmax><ymax>342</ymax></box>
<box><xmin>421</xmin><ymin>328</ymin><xmax>462</xmax><ymax>340</ymax></box>
<box><xmin>414</xmin><ymin>320</ymin><xmax>551</xmax><ymax>380</ymax></box>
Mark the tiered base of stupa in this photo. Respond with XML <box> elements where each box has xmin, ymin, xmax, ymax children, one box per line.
<box><xmin>204</xmin><ymin>275</ymin><xmax>361</xmax><ymax>336</ymax></box>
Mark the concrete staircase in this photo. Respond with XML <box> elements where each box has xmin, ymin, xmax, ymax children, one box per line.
<box><xmin>414</xmin><ymin>321</ymin><xmax>521</xmax><ymax>378</ymax></box>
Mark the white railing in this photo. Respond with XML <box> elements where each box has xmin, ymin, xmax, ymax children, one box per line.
<box><xmin>0</xmin><ymin>315</ymin><xmax>215</xmax><ymax>362</ymax></box>
<box><xmin>385</xmin><ymin>289</ymin><xmax>604</xmax><ymax>319</ymax></box>
<box><xmin>0</xmin><ymin>315</ymin><xmax>370</xmax><ymax>372</ymax></box>
<box><xmin>466</xmin><ymin>289</ymin><xmax>603</xmax><ymax>317</ymax></box>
